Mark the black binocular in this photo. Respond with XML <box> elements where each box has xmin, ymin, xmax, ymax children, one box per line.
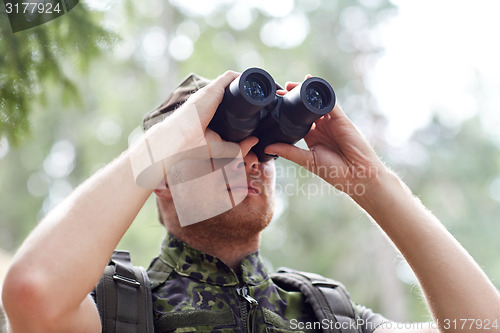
<box><xmin>209</xmin><ymin>67</ymin><xmax>336</xmax><ymax>161</ymax></box>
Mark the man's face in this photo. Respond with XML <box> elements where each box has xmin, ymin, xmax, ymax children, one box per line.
<box><xmin>162</xmin><ymin>144</ymin><xmax>276</xmax><ymax>241</ymax></box>
<box><xmin>200</xmin><ymin>150</ymin><xmax>276</xmax><ymax>239</ymax></box>
<box><xmin>228</xmin><ymin>149</ymin><xmax>276</xmax><ymax>218</ymax></box>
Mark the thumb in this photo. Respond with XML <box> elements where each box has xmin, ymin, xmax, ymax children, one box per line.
<box><xmin>265</xmin><ymin>143</ymin><xmax>313</xmax><ymax>169</ymax></box>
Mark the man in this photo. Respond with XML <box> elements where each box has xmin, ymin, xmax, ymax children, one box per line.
<box><xmin>2</xmin><ymin>71</ymin><xmax>500</xmax><ymax>333</ymax></box>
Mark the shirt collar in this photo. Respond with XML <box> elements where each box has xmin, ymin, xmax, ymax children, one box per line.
<box><xmin>159</xmin><ymin>232</ymin><xmax>270</xmax><ymax>287</ymax></box>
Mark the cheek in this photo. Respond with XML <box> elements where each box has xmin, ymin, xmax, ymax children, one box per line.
<box><xmin>260</xmin><ymin>162</ymin><xmax>276</xmax><ymax>188</ymax></box>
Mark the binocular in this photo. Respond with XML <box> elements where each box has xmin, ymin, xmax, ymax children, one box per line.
<box><xmin>209</xmin><ymin>68</ymin><xmax>336</xmax><ymax>161</ymax></box>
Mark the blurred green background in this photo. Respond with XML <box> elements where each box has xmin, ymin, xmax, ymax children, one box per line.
<box><xmin>1</xmin><ymin>0</ymin><xmax>500</xmax><ymax>323</ymax></box>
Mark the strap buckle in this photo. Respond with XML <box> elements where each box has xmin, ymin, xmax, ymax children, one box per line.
<box><xmin>113</xmin><ymin>274</ymin><xmax>141</xmax><ymax>287</ymax></box>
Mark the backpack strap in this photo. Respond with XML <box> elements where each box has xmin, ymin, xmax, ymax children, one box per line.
<box><xmin>94</xmin><ymin>250</ymin><xmax>154</xmax><ymax>333</ymax></box>
<box><xmin>271</xmin><ymin>267</ymin><xmax>362</xmax><ymax>333</ymax></box>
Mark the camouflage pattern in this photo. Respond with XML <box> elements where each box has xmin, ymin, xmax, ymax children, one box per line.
<box><xmin>147</xmin><ymin>233</ymin><xmax>316</xmax><ymax>332</ymax></box>
<box><xmin>142</xmin><ymin>73</ymin><xmax>211</xmax><ymax>132</ymax></box>
<box><xmin>147</xmin><ymin>233</ymin><xmax>384</xmax><ymax>333</ymax></box>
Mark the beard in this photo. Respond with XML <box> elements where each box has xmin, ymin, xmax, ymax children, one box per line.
<box><xmin>174</xmin><ymin>192</ymin><xmax>275</xmax><ymax>245</ymax></box>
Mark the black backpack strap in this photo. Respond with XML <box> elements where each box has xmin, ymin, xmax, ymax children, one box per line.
<box><xmin>94</xmin><ymin>250</ymin><xmax>154</xmax><ymax>333</ymax></box>
<box><xmin>271</xmin><ymin>267</ymin><xmax>361</xmax><ymax>333</ymax></box>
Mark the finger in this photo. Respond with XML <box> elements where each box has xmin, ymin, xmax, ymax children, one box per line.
<box><xmin>285</xmin><ymin>82</ymin><xmax>300</xmax><ymax>91</ymax></box>
<box><xmin>325</xmin><ymin>104</ymin><xmax>364</xmax><ymax>136</ymax></box>
<box><xmin>328</xmin><ymin>103</ymin><xmax>348</xmax><ymax>120</ymax></box>
<box><xmin>265</xmin><ymin>143</ymin><xmax>312</xmax><ymax>169</ymax></box>
<box><xmin>188</xmin><ymin>71</ymin><xmax>240</xmax><ymax>106</ymax></box>
<box><xmin>205</xmin><ymin>70</ymin><xmax>240</xmax><ymax>91</ymax></box>
<box><xmin>313</xmin><ymin>114</ymin><xmax>328</xmax><ymax>125</ymax></box>
<box><xmin>279</xmin><ymin>74</ymin><xmax>313</xmax><ymax>94</ymax></box>
<box><xmin>239</xmin><ymin>136</ymin><xmax>259</xmax><ymax>157</ymax></box>
<box><xmin>188</xmin><ymin>70</ymin><xmax>241</xmax><ymax>128</ymax></box>
<box><xmin>204</xmin><ymin>128</ymin><xmax>222</xmax><ymax>142</ymax></box>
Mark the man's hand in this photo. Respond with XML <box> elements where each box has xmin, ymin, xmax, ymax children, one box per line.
<box><xmin>266</xmin><ymin>79</ymin><xmax>386</xmax><ymax>198</ymax></box>
<box><xmin>131</xmin><ymin>70</ymin><xmax>259</xmax><ymax>190</ymax></box>
<box><xmin>171</xmin><ymin>70</ymin><xmax>258</xmax><ymax>156</ymax></box>
<box><xmin>268</xmin><ymin>76</ymin><xmax>500</xmax><ymax>332</ymax></box>
<box><xmin>1</xmin><ymin>70</ymin><xmax>258</xmax><ymax>333</ymax></box>
<box><xmin>152</xmin><ymin>70</ymin><xmax>241</xmax><ymax>148</ymax></box>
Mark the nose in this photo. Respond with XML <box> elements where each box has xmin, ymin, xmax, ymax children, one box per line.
<box><xmin>230</xmin><ymin>150</ymin><xmax>259</xmax><ymax>175</ymax></box>
<box><xmin>243</xmin><ymin>151</ymin><xmax>259</xmax><ymax>175</ymax></box>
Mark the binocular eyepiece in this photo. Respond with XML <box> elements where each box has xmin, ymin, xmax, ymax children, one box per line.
<box><xmin>209</xmin><ymin>67</ymin><xmax>336</xmax><ymax>161</ymax></box>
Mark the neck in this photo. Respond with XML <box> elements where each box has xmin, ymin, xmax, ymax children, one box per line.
<box><xmin>160</xmin><ymin>198</ymin><xmax>268</xmax><ymax>274</ymax></box>
<box><xmin>170</xmin><ymin>228</ymin><xmax>261</xmax><ymax>274</ymax></box>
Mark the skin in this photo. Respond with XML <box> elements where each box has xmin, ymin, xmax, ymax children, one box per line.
<box><xmin>2</xmin><ymin>71</ymin><xmax>500</xmax><ymax>333</ymax></box>
<box><xmin>155</xmin><ymin>134</ymin><xmax>276</xmax><ymax>273</ymax></box>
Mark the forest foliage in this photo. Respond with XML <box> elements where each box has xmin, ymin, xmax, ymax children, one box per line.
<box><xmin>1</xmin><ymin>0</ymin><xmax>499</xmax><ymax>322</ymax></box>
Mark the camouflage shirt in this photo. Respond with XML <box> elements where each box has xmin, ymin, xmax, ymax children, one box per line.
<box><xmin>147</xmin><ymin>233</ymin><xmax>386</xmax><ymax>333</ymax></box>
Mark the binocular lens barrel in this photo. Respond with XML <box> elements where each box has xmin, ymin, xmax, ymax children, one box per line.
<box><xmin>306</xmin><ymin>86</ymin><xmax>324</xmax><ymax>109</ymax></box>
<box><xmin>243</xmin><ymin>77</ymin><xmax>267</xmax><ymax>101</ymax></box>
<box><xmin>282</xmin><ymin>77</ymin><xmax>335</xmax><ymax>126</ymax></box>
<box><xmin>208</xmin><ymin>68</ymin><xmax>276</xmax><ymax>142</ymax></box>
<box><xmin>208</xmin><ymin>67</ymin><xmax>336</xmax><ymax>160</ymax></box>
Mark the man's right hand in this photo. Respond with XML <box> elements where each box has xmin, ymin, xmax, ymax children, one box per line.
<box><xmin>151</xmin><ymin>70</ymin><xmax>241</xmax><ymax>147</ymax></box>
<box><xmin>130</xmin><ymin>70</ymin><xmax>261</xmax><ymax>190</ymax></box>
<box><xmin>1</xmin><ymin>70</ymin><xmax>253</xmax><ymax>333</ymax></box>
